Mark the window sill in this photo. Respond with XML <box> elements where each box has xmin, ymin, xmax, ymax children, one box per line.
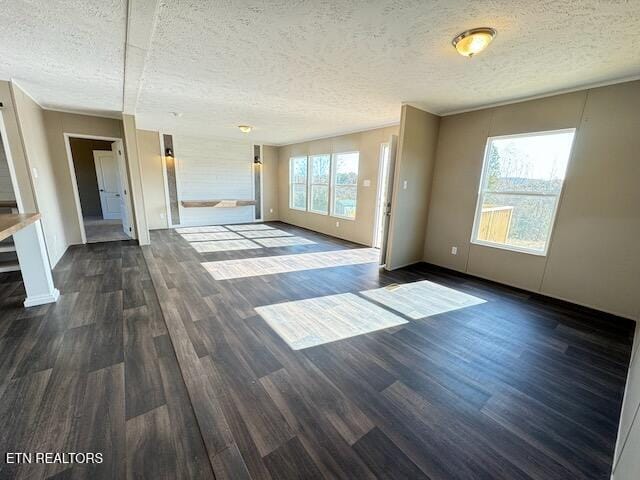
<box><xmin>331</xmin><ymin>214</ymin><xmax>356</xmax><ymax>221</ymax></box>
<box><xmin>470</xmin><ymin>239</ymin><xmax>547</xmax><ymax>257</ymax></box>
<box><xmin>289</xmin><ymin>206</ymin><xmax>307</xmax><ymax>212</ymax></box>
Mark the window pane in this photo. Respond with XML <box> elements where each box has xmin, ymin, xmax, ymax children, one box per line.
<box><xmin>310</xmin><ymin>185</ymin><xmax>329</xmax><ymax>213</ymax></box>
<box><xmin>310</xmin><ymin>155</ymin><xmax>330</xmax><ymax>184</ymax></box>
<box><xmin>478</xmin><ymin>193</ymin><xmax>557</xmax><ymax>252</ymax></box>
<box><xmin>292</xmin><ymin>184</ymin><xmax>307</xmax><ymax>209</ymax></box>
<box><xmin>291</xmin><ymin>157</ymin><xmax>307</xmax><ymax>184</ymax></box>
<box><xmin>334</xmin><ymin>152</ymin><xmax>359</xmax><ymax>185</ymax></box>
<box><xmin>485</xmin><ymin>132</ymin><xmax>574</xmax><ymax>194</ymax></box>
<box><xmin>334</xmin><ymin>185</ymin><xmax>357</xmax><ymax>218</ymax></box>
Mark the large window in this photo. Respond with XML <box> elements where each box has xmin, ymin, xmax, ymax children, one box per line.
<box><xmin>309</xmin><ymin>154</ymin><xmax>330</xmax><ymax>214</ymax></box>
<box><xmin>288</xmin><ymin>151</ymin><xmax>360</xmax><ymax>220</ymax></box>
<box><xmin>471</xmin><ymin>129</ymin><xmax>575</xmax><ymax>255</ymax></box>
<box><xmin>332</xmin><ymin>152</ymin><xmax>359</xmax><ymax>219</ymax></box>
<box><xmin>289</xmin><ymin>156</ymin><xmax>308</xmax><ymax>210</ymax></box>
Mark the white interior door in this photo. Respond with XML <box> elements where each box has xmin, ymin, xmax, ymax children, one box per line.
<box><xmin>112</xmin><ymin>141</ymin><xmax>135</xmax><ymax>238</ymax></box>
<box><xmin>379</xmin><ymin>134</ymin><xmax>398</xmax><ymax>266</ymax></box>
<box><xmin>93</xmin><ymin>150</ymin><xmax>122</xmax><ymax>220</ymax></box>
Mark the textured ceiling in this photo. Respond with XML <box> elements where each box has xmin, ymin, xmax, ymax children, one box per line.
<box><xmin>1</xmin><ymin>1</ymin><xmax>639</xmax><ymax>144</ymax></box>
<box><xmin>0</xmin><ymin>0</ymin><xmax>126</xmax><ymax>117</ymax></box>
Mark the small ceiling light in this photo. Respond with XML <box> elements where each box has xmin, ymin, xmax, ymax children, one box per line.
<box><xmin>238</xmin><ymin>125</ymin><xmax>252</xmax><ymax>133</ymax></box>
<box><xmin>452</xmin><ymin>27</ymin><xmax>496</xmax><ymax>57</ymax></box>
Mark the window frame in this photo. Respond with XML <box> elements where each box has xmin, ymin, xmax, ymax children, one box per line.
<box><xmin>308</xmin><ymin>154</ymin><xmax>331</xmax><ymax>215</ymax></box>
<box><xmin>289</xmin><ymin>156</ymin><xmax>309</xmax><ymax>212</ymax></box>
<box><xmin>470</xmin><ymin>128</ymin><xmax>576</xmax><ymax>257</ymax></box>
<box><xmin>331</xmin><ymin>151</ymin><xmax>360</xmax><ymax>220</ymax></box>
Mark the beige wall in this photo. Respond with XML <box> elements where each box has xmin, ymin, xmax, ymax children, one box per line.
<box><xmin>137</xmin><ymin>129</ymin><xmax>168</xmax><ymax>230</ymax></box>
<box><xmin>12</xmin><ymin>85</ymin><xmax>69</xmax><ymax>266</ymax></box>
<box><xmin>43</xmin><ymin>109</ymin><xmax>125</xmax><ymax>247</ymax></box>
<box><xmin>386</xmin><ymin>105</ymin><xmax>440</xmax><ymax>269</ymax></box>
<box><xmin>11</xmin><ymin>82</ymin><xmax>129</xmax><ymax>265</ymax></box>
<box><xmin>277</xmin><ymin>125</ymin><xmax>399</xmax><ymax>245</ymax></box>
<box><xmin>69</xmin><ymin>138</ymin><xmax>113</xmax><ymax>218</ymax></box>
<box><xmin>122</xmin><ymin>114</ymin><xmax>150</xmax><ymax>244</ymax></box>
<box><xmin>423</xmin><ymin>81</ymin><xmax>640</xmax><ymax>320</ymax></box>
<box><xmin>262</xmin><ymin>145</ymin><xmax>279</xmax><ymax>221</ymax></box>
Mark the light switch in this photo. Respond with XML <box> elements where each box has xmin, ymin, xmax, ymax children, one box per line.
<box><xmin>32</xmin><ymin>167</ymin><xmax>39</xmax><ymax>179</ymax></box>
<box><xmin>403</xmin><ymin>180</ymin><xmax>408</xmax><ymax>189</ymax></box>
<box><xmin>451</xmin><ymin>246</ymin><xmax>458</xmax><ymax>255</ymax></box>
<box><xmin>363</xmin><ymin>179</ymin><xmax>371</xmax><ymax>187</ymax></box>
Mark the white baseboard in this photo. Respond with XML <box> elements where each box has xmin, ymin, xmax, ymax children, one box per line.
<box><xmin>24</xmin><ymin>289</ymin><xmax>60</xmax><ymax>308</ymax></box>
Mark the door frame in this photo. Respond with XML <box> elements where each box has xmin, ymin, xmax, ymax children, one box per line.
<box><xmin>372</xmin><ymin>142</ymin><xmax>390</xmax><ymax>249</ymax></box>
<box><xmin>252</xmin><ymin>144</ymin><xmax>264</xmax><ymax>222</ymax></box>
<box><xmin>63</xmin><ymin>133</ymin><xmax>136</xmax><ymax>243</ymax></box>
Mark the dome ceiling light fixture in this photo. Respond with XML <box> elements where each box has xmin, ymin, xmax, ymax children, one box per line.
<box><xmin>238</xmin><ymin>125</ymin><xmax>252</xmax><ymax>133</ymax></box>
<box><xmin>452</xmin><ymin>27</ymin><xmax>497</xmax><ymax>57</ymax></box>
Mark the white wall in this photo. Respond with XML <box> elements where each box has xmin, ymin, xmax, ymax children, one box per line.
<box><xmin>174</xmin><ymin>135</ymin><xmax>254</xmax><ymax>226</ymax></box>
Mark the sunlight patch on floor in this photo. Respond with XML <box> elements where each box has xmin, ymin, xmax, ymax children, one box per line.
<box><xmin>202</xmin><ymin>248</ymin><xmax>380</xmax><ymax>280</ymax></box>
<box><xmin>255</xmin><ymin>293</ymin><xmax>407</xmax><ymax>350</ymax></box>
<box><xmin>191</xmin><ymin>239</ymin><xmax>262</xmax><ymax>253</ymax></box>
<box><xmin>361</xmin><ymin>280</ymin><xmax>486</xmax><ymax>319</ymax></box>
<box><xmin>253</xmin><ymin>236</ymin><xmax>316</xmax><ymax>247</ymax></box>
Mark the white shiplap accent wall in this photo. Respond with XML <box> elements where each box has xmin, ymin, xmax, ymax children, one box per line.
<box><xmin>174</xmin><ymin>135</ymin><xmax>254</xmax><ymax>226</ymax></box>
<box><xmin>0</xmin><ymin>141</ymin><xmax>16</xmax><ymax>201</ymax></box>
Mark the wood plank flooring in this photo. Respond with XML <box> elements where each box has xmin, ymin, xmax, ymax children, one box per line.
<box><xmin>0</xmin><ymin>221</ymin><xmax>635</xmax><ymax>479</ymax></box>
<box><xmin>0</xmin><ymin>241</ymin><xmax>213</xmax><ymax>480</ymax></box>
<box><xmin>142</xmin><ymin>222</ymin><xmax>635</xmax><ymax>480</ymax></box>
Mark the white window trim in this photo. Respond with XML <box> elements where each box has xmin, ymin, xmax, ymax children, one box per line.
<box><xmin>470</xmin><ymin>128</ymin><xmax>576</xmax><ymax>257</ymax></box>
<box><xmin>308</xmin><ymin>154</ymin><xmax>330</xmax><ymax>215</ymax></box>
<box><xmin>289</xmin><ymin>156</ymin><xmax>308</xmax><ymax>211</ymax></box>
<box><xmin>331</xmin><ymin>151</ymin><xmax>359</xmax><ymax>220</ymax></box>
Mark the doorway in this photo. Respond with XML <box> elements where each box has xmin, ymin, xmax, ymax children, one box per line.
<box><xmin>373</xmin><ymin>142</ymin><xmax>391</xmax><ymax>249</ymax></box>
<box><xmin>64</xmin><ymin>134</ymin><xmax>135</xmax><ymax>243</ymax></box>
<box><xmin>373</xmin><ymin>135</ymin><xmax>398</xmax><ymax>266</ymax></box>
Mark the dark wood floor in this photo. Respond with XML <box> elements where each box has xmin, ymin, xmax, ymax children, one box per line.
<box><xmin>143</xmin><ymin>222</ymin><xmax>635</xmax><ymax>480</ymax></box>
<box><xmin>0</xmin><ymin>241</ymin><xmax>213</xmax><ymax>479</ymax></box>
<box><xmin>0</xmin><ymin>222</ymin><xmax>635</xmax><ymax>479</ymax></box>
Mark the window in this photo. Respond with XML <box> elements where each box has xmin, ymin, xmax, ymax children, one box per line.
<box><xmin>332</xmin><ymin>152</ymin><xmax>359</xmax><ymax>219</ymax></box>
<box><xmin>289</xmin><ymin>156</ymin><xmax>308</xmax><ymax>210</ymax></box>
<box><xmin>471</xmin><ymin>129</ymin><xmax>575</xmax><ymax>255</ymax></box>
<box><xmin>309</xmin><ymin>154</ymin><xmax>330</xmax><ymax>214</ymax></box>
